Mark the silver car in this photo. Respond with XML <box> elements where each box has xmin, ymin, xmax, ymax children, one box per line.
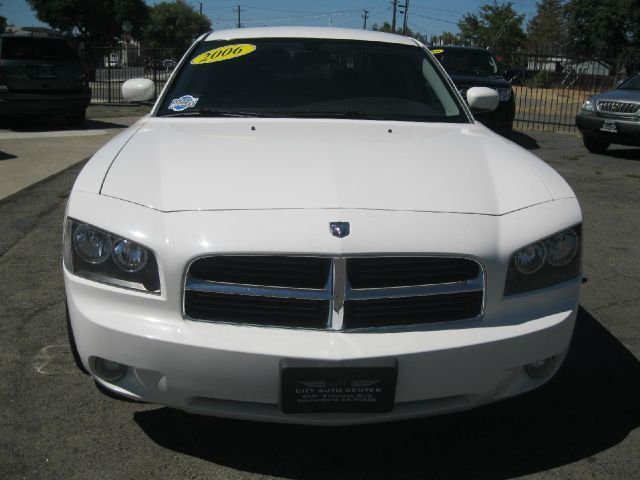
<box><xmin>576</xmin><ymin>73</ymin><xmax>640</xmax><ymax>153</ymax></box>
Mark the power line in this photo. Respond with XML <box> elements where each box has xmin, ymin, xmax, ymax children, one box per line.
<box><xmin>239</xmin><ymin>8</ymin><xmax>375</xmax><ymax>26</ymax></box>
<box><xmin>410</xmin><ymin>5</ymin><xmax>465</xmax><ymax>16</ymax></box>
<box><xmin>410</xmin><ymin>12</ymin><xmax>457</xmax><ymax>25</ymax></box>
<box><xmin>240</xmin><ymin>5</ymin><xmax>312</xmax><ymax>14</ymax></box>
<box><xmin>209</xmin><ymin>5</ymin><xmax>391</xmax><ymax>30</ymax></box>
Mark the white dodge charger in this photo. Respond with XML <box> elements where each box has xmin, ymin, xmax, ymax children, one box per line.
<box><xmin>64</xmin><ymin>27</ymin><xmax>582</xmax><ymax>425</ymax></box>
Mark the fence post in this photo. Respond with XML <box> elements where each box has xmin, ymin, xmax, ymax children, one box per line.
<box><xmin>153</xmin><ymin>47</ymin><xmax>158</xmax><ymax>98</ymax></box>
<box><xmin>107</xmin><ymin>47</ymin><xmax>112</xmax><ymax>103</ymax></box>
<box><xmin>613</xmin><ymin>56</ymin><xmax>622</xmax><ymax>89</ymax></box>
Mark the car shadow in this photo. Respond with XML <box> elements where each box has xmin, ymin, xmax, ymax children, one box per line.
<box><xmin>509</xmin><ymin>130</ymin><xmax>541</xmax><ymax>150</ymax></box>
<box><xmin>603</xmin><ymin>148</ymin><xmax>640</xmax><ymax>161</ymax></box>
<box><xmin>134</xmin><ymin>307</ymin><xmax>640</xmax><ymax>479</ymax></box>
<box><xmin>0</xmin><ymin>151</ymin><xmax>17</xmax><ymax>161</ymax></box>
<box><xmin>0</xmin><ymin>117</ymin><xmax>130</xmax><ymax>132</ymax></box>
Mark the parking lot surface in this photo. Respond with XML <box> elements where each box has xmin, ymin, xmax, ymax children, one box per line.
<box><xmin>0</xmin><ymin>105</ymin><xmax>149</xmax><ymax>200</ymax></box>
<box><xmin>1</xmin><ymin>116</ymin><xmax>639</xmax><ymax>479</ymax></box>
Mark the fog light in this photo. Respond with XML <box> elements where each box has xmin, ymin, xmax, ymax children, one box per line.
<box><xmin>525</xmin><ymin>357</ymin><xmax>555</xmax><ymax>379</ymax></box>
<box><xmin>94</xmin><ymin>358</ymin><xmax>128</xmax><ymax>382</ymax></box>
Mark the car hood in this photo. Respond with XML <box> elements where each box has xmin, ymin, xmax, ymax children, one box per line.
<box><xmin>100</xmin><ymin>118</ymin><xmax>556</xmax><ymax>215</ymax></box>
<box><xmin>594</xmin><ymin>89</ymin><xmax>640</xmax><ymax>103</ymax></box>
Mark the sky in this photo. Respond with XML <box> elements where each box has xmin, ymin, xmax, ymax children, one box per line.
<box><xmin>1</xmin><ymin>0</ymin><xmax>540</xmax><ymax>38</ymax></box>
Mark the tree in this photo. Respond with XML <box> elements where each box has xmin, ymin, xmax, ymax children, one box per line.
<box><xmin>527</xmin><ymin>0</ymin><xmax>567</xmax><ymax>54</ymax></box>
<box><xmin>144</xmin><ymin>0</ymin><xmax>211</xmax><ymax>50</ymax></box>
<box><xmin>457</xmin><ymin>2</ymin><xmax>526</xmax><ymax>53</ymax></box>
<box><xmin>370</xmin><ymin>21</ymin><xmax>428</xmax><ymax>44</ymax></box>
<box><xmin>26</xmin><ymin>0</ymin><xmax>149</xmax><ymax>41</ymax></box>
<box><xmin>430</xmin><ymin>31</ymin><xmax>463</xmax><ymax>46</ymax></box>
<box><xmin>565</xmin><ymin>0</ymin><xmax>638</xmax><ymax>63</ymax></box>
<box><xmin>0</xmin><ymin>16</ymin><xmax>6</xmax><ymax>34</ymax></box>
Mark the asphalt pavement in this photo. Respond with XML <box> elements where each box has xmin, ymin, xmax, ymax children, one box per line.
<box><xmin>0</xmin><ymin>105</ymin><xmax>149</xmax><ymax>200</ymax></box>
<box><xmin>0</xmin><ymin>115</ymin><xmax>639</xmax><ymax>479</ymax></box>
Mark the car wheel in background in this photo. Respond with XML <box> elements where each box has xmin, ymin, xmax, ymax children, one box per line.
<box><xmin>496</xmin><ymin>125</ymin><xmax>513</xmax><ymax>138</ymax></box>
<box><xmin>583</xmin><ymin>135</ymin><xmax>609</xmax><ymax>154</ymax></box>
<box><xmin>65</xmin><ymin>109</ymin><xmax>86</xmax><ymax>126</ymax></box>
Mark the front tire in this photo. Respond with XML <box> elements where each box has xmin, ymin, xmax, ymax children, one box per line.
<box><xmin>65</xmin><ymin>109</ymin><xmax>86</xmax><ymax>126</ymax></box>
<box><xmin>583</xmin><ymin>136</ymin><xmax>609</xmax><ymax>154</ymax></box>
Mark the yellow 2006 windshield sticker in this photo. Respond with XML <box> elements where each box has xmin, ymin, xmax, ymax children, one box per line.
<box><xmin>191</xmin><ymin>44</ymin><xmax>256</xmax><ymax>65</ymax></box>
<box><xmin>430</xmin><ymin>49</ymin><xmax>444</xmax><ymax>55</ymax></box>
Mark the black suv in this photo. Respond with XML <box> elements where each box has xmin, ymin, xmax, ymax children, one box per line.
<box><xmin>431</xmin><ymin>45</ymin><xmax>515</xmax><ymax>135</ymax></box>
<box><xmin>0</xmin><ymin>35</ymin><xmax>91</xmax><ymax>124</ymax></box>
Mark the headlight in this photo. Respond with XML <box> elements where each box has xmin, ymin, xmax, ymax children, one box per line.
<box><xmin>495</xmin><ymin>87</ymin><xmax>512</xmax><ymax>102</ymax></box>
<box><xmin>73</xmin><ymin>225</ymin><xmax>112</xmax><ymax>264</ymax></box>
<box><xmin>545</xmin><ymin>230</ymin><xmax>579</xmax><ymax>266</ymax></box>
<box><xmin>514</xmin><ymin>242</ymin><xmax>546</xmax><ymax>274</ymax></box>
<box><xmin>112</xmin><ymin>239</ymin><xmax>148</xmax><ymax>272</ymax></box>
<box><xmin>504</xmin><ymin>225</ymin><xmax>581</xmax><ymax>296</ymax></box>
<box><xmin>64</xmin><ymin>219</ymin><xmax>160</xmax><ymax>293</ymax></box>
<box><xmin>581</xmin><ymin>99</ymin><xmax>595</xmax><ymax>111</ymax></box>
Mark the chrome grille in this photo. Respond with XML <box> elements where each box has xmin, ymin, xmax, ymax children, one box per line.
<box><xmin>596</xmin><ymin>101</ymin><xmax>640</xmax><ymax>115</ymax></box>
<box><xmin>184</xmin><ymin>256</ymin><xmax>485</xmax><ymax>330</ymax></box>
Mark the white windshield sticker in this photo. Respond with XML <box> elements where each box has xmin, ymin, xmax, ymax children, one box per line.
<box><xmin>169</xmin><ymin>95</ymin><xmax>199</xmax><ymax>111</ymax></box>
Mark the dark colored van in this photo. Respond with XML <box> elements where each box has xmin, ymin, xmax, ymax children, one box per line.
<box><xmin>0</xmin><ymin>35</ymin><xmax>91</xmax><ymax>124</ymax></box>
<box><xmin>431</xmin><ymin>45</ymin><xmax>515</xmax><ymax>136</ymax></box>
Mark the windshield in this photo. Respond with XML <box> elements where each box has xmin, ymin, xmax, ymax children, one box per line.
<box><xmin>619</xmin><ymin>74</ymin><xmax>640</xmax><ymax>90</ymax></box>
<box><xmin>431</xmin><ymin>48</ymin><xmax>499</xmax><ymax>76</ymax></box>
<box><xmin>0</xmin><ymin>37</ymin><xmax>78</xmax><ymax>61</ymax></box>
<box><xmin>158</xmin><ymin>38</ymin><xmax>466</xmax><ymax>122</ymax></box>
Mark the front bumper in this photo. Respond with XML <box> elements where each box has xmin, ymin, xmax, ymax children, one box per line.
<box><xmin>576</xmin><ymin>112</ymin><xmax>640</xmax><ymax>147</ymax></box>
<box><xmin>0</xmin><ymin>87</ymin><xmax>91</xmax><ymax>117</ymax></box>
<box><xmin>67</xmin><ymin>269</ymin><xmax>578</xmax><ymax>425</ymax></box>
<box><xmin>64</xmin><ymin>193</ymin><xmax>582</xmax><ymax>425</ymax></box>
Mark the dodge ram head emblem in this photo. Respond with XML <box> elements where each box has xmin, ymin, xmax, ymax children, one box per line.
<box><xmin>330</xmin><ymin>222</ymin><xmax>350</xmax><ymax>238</ymax></box>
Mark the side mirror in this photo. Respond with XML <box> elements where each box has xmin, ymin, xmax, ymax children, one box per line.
<box><xmin>122</xmin><ymin>78</ymin><xmax>155</xmax><ymax>102</ymax></box>
<box><xmin>615</xmin><ymin>79</ymin><xmax>624</xmax><ymax>88</ymax></box>
<box><xmin>466</xmin><ymin>87</ymin><xmax>499</xmax><ymax>112</ymax></box>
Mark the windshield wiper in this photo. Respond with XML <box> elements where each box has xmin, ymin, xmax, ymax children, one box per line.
<box><xmin>164</xmin><ymin>109</ymin><xmax>392</xmax><ymax>121</ymax></box>
<box><xmin>162</xmin><ymin>109</ymin><xmax>273</xmax><ymax>118</ymax></box>
<box><xmin>285</xmin><ymin>110</ymin><xmax>388</xmax><ymax>120</ymax></box>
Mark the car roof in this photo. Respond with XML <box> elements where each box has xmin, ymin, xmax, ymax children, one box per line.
<box><xmin>204</xmin><ymin>27</ymin><xmax>417</xmax><ymax>46</ymax></box>
<box><xmin>0</xmin><ymin>34</ymin><xmax>66</xmax><ymax>40</ymax></box>
<box><xmin>431</xmin><ymin>45</ymin><xmax>491</xmax><ymax>53</ymax></box>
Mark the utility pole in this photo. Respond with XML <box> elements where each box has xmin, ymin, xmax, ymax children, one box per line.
<box><xmin>391</xmin><ymin>0</ymin><xmax>398</xmax><ymax>32</ymax></box>
<box><xmin>234</xmin><ymin>5</ymin><xmax>243</xmax><ymax>28</ymax></box>
<box><xmin>362</xmin><ymin>9</ymin><xmax>369</xmax><ymax>30</ymax></box>
<box><xmin>402</xmin><ymin>0</ymin><xmax>409</xmax><ymax>35</ymax></box>
<box><xmin>199</xmin><ymin>2</ymin><xmax>202</xmax><ymax>15</ymax></box>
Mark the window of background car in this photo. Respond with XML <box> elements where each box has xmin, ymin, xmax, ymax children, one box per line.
<box><xmin>433</xmin><ymin>49</ymin><xmax>499</xmax><ymax>76</ymax></box>
<box><xmin>618</xmin><ymin>74</ymin><xmax>640</xmax><ymax>90</ymax></box>
<box><xmin>0</xmin><ymin>37</ymin><xmax>79</xmax><ymax>61</ymax></box>
<box><xmin>158</xmin><ymin>38</ymin><xmax>466</xmax><ymax>122</ymax></box>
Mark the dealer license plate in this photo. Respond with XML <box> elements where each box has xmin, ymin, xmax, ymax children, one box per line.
<box><xmin>280</xmin><ymin>360</ymin><xmax>398</xmax><ymax>413</ymax></box>
<box><xmin>600</xmin><ymin>121</ymin><xmax>618</xmax><ymax>133</ymax></box>
<box><xmin>35</xmin><ymin>66</ymin><xmax>55</xmax><ymax>78</ymax></box>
